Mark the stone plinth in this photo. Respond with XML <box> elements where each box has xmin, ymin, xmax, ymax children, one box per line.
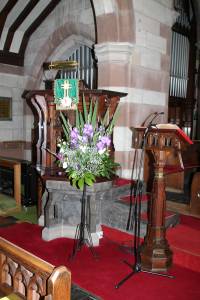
<box><xmin>40</xmin><ymin>179</ymin><xmax>113</xmax><ymax>246</ymax></box>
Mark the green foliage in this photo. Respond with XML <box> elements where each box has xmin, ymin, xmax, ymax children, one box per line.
<box><xmin>57</xmin><ymin>95</ymin><xmax>120</xmax><ymax>190</ymax></box>
<box><xmin>91</xmin><ymin>101</ymin><xmax>98</xmax><ymax>129</ymax></box>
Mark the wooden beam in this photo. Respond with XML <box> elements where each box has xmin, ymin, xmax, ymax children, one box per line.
<box><xmin>0</xmin><ymin>0</ymin><xmax>18</xmax><ymax>38</ymax></box>
<box><xmin>3</xmin><ymin>0</ymin><xmax>40</xmax><ymax>51</ymax></box>
<box><xmin>0</xmin><ymin>51</ymin><xmax>24</xmax><ymax>66</ymax></box>
<box><xmin>19</xmin><ymin>0</ymin><xmax>62</xmax><ymax>59</ymax></box>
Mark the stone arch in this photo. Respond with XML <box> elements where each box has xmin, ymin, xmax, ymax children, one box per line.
<box><xmin>24</xmin><ymin>0</ymin><xmax>136</xmax><ymax>90</ymax></box>
<box><xmin>24</xmin><ymin>21</ymin><xmax>95</xmax><ymax>90</ymax></box>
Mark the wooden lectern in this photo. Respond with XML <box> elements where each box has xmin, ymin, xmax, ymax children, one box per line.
<box><xmin>131</xmin><ymin>123</ymin><xmax>193</xmax><ymax>272</ymax></box>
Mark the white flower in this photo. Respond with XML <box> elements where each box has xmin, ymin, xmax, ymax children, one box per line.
<box><xmin>80</xmin><ymin>145</ymin><xmax>87</xmax><ymax>153</ymax></box>
<box><xmin>98</xmin><ymin>148</ymin><xmax>106</xmax><ymax>155</ymax></box>
<box><xmin>63</xmin><ymin>161</ymin><xmax>68</xmax><ymax>169</ymax></box>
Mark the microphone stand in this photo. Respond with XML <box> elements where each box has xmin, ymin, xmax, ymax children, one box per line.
<box><xmin>115</xmin><ymin>113</ymin><xmax>174</xmax><ymax>289</ymax></box>
<box><xmin>126</xmin><ymin>149</ymin><xmax>138</xmax><ymax>231</ymax></box>
<box><xmin>126</xmin><ymin>112</ymin><xmax>164</xmax><ymax>232</ymax></box>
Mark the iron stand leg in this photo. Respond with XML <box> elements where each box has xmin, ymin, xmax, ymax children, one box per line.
<box><xmin>69</xmin><ymin>184</ymin><xmax>98</xmax><ymax>260</ymax></box>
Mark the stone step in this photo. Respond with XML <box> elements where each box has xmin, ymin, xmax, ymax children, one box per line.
<box><xmin>103</xmin><ymin>181</ymin><xmax>180</xmax><ymax>236</ymax></box>
<box><xmin>141</xmin><ymin>210</ymin><xmax>180</xmax><ymax>228</ymax></box>
<box><xmin>112</xmin><ymin>181</ymin><xmax>132</xmax><ymax>198</ymax></box>
<box><xmin>118</xmin><ymin>192</ymin><xmax>180</xmax><ymax>229</ymax></box>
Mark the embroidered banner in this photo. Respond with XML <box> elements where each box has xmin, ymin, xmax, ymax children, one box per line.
<box><xmin>54</xmin><ymin>79</ymin><xmax>79</xmax><ymax>110</ymax></box>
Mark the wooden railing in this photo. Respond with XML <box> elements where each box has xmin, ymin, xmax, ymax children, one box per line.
<box><xmin>0</xmin><ymin>238</ymin><xmax>71</xmax><ymax>300</ymax></box>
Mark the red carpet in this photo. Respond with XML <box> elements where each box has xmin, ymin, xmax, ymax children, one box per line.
<box><xmin>120</xmin><ymin>194</ymin><xmax>150</xmax><ymax>204</ymax></box>
<box><xmin>0</xmin><ymin>218</ymin><xmax>200</xmax><ymax>300</ymax></box>
<box><xmin>113</xmin><ymin>178</ymin><xmax>134</xmax><ymax>186</ymax></box>
<box><xmin>167</xmin><ymin>215</ymin><xmax>200</xmax><ymax>273</ymax></box>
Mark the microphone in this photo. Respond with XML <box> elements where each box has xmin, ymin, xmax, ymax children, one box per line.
<box><xmin>141</xmin><ymin>112</ymin><xmax>158</xmax><ymax>126</ymax></box>
<box><xmin>148</xmin><ymin>111</ymin><xmax>164</xmax><ymax>127</ymax></box>
<box><xmin>143</xmin><ymin>112</ymin><xmax>164</xmax><ymax>138</ymax></box>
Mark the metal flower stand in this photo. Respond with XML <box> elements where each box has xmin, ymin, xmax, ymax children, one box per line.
<box><xmin>69</xmin><ymin>184</ymin><xmax>97</xmax><ymax>259</ymax></box>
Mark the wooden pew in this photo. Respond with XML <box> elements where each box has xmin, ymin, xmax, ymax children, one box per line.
<box><xmin>0</xmin><ymin>237</ymin><xmax>71</xmax><ymax>300</ymax></box>
<box><xmin>165</xmin><ymin>141</ymin><xmax>200</xmax><ymax>191</ymax></box>
<box><xmin>0</xmin><ymin>158</ymin><xmax>21</xmax><ymax>206</ymax></box>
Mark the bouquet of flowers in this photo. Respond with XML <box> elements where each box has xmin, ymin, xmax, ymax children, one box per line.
<box><xmin>56</xmin><ymin>96</ymin><xmax>119</xmax><ymax>190</ymax></box>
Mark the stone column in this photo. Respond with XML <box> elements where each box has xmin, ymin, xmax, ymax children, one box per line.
<box><xmin>95</xmin><ymin>42</ymin><xmax>135</xmax><ymax>179</ymax></box>
<box><xmin>94</xmin><ymin>1</ymin><xmax>177</xmax><ymax>180</ymax></box>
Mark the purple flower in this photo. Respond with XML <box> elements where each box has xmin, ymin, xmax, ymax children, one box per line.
<box><xmin>57</xmin><ymin>154</ymin><xmax>62</xmax><ymax>160</ymax></box>
<box><xmin>71</xmin><ymin>127</ymin><xmax>79</xmax><ymax>140</ymax></box>
<box><xmin>70</xmin><ymin>127</ymin><xmax>79</xmax><ymax>148</ymax></box>
<box><xmin>57</xmin><ymin>153</ymin><xmax>64</xmax><ymax>161</ymax></box>
<box><xmin>100</xmin><ymin>136</ymin><xmax>111</xmax><ymax>147</ymax></box>
<box><xmin>70</xmin><ymin>140</ymin><xmax>78</xmax><ymax>149</ymax></box>
<box><xmin>83</xmin><ymin>124</ymin><xmax>93</xmax><ymax>138</ymax></box>
<box><xmin>97</xmin><ymin>141</ymin><xmax>105</xmax><ymax>151</ymax></box>
<box><xmin>96</xmin><ymin>135</ymin><xmax>111</xmax><ymax>153</ymax></box>
<box><xmin>82</xmin><ymin>135</ymin><xmax>88</xmax><ymax>143</ymax></box>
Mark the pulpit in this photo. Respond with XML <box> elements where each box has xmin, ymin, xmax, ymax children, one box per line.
<box><xmin>24</xmin><ymin>84</ymin><xmax>127</xmax><ymax>175</ymax></box>
<box><xmin>23</xmin><ymin>84</ymin><xmax>127</xmax><ymax>245</ymax></box>
<box><xmin>131</xmin><ymin>123</ymin><xmax>193</xmax><ymax>272</ymax></box>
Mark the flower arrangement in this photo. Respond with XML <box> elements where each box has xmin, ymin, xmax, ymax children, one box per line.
<box><xmin>56</xmin><ymin>96</ymin><xmax>119</xmax><ymax>190</ymax></box>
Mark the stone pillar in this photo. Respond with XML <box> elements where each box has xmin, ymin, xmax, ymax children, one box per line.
<box><xmin>95</xmin><ymin>42</ymin><xmax>135</xmax><ymax>179</ymax></box>
<box><xmin>94</xmin><ymin>1</ymin><xmax>176</xmax><ymax>180</ymax></box>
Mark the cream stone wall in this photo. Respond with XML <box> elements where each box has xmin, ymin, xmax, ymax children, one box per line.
<box><xmin>23</xmin><ymin>0</ymin><xmax>95</xmax><ymax>144</ymax></box>
<box><xmin>0</xmin><ymin>0</ymin><xmax>95</xmax><ymax>147</ymax></box>
<box><xmin>0</xmin><ymin>69</ymin><xmax>26</xmax><ymax>142</ymax></box>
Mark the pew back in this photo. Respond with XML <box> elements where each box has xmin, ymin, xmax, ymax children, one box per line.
<box><xmin>0</xmin><ymin>238</ymin><xmax>71</xmax><ymax>300</ymax></box>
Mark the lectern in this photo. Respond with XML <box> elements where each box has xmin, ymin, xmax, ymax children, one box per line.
<box><xmin>131</xmin><ymin>124</ymin><xmax>193</xmax><ymax>272</ymax></box>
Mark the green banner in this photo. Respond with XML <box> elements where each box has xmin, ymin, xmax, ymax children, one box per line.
<box><xmin>54</xmin><ymin>79</ymin><xmax>79</xmax><ymax>109</ymax></box>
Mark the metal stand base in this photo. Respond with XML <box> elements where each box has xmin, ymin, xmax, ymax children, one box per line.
<box><xmin>115</xmin><ymin>261</ymin><xmax>174</xmax><ymax>289</ymax></box>
<box><xmin>69</xmin><ymin>185</ymin><xmax>98</xmax><ymax>260</ymax></box>
<box><xmin>69</xmin><ymin>222</ymin><xmax>97</xmax><ymax>259</ymax></box>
